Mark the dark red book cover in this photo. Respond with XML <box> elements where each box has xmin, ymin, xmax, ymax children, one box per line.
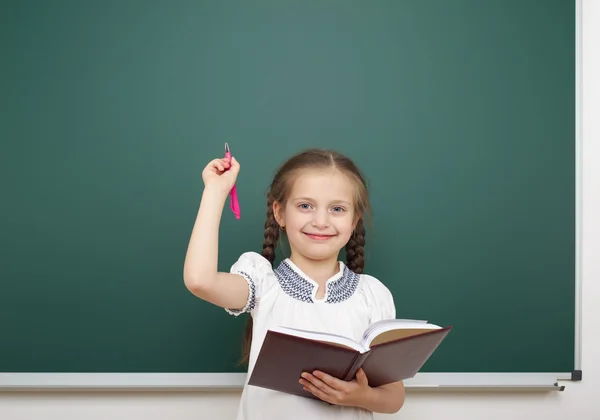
<box><xmin>248</xmin><ymin>326</ymin><xmax>452</xmax><ymax>399</ymax></box>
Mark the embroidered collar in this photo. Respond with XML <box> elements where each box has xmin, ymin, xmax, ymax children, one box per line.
<box><xmin>273</xmin><ymin>259</ymin><xmax>360</xmax><ymax>304</ymax></box>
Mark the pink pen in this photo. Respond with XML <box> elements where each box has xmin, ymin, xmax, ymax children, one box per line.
<box><xmin>224</xmin><ymin>142</ymin><xmax>240</xmax><ymax>219</ymax></box>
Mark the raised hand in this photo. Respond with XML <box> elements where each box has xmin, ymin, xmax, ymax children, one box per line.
<box><xmin>201</xmin><ymin>156</ymin><xmax>240</xmax><ymax>196</ymax></box>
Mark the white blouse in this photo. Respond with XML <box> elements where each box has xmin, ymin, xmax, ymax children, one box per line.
<box><xmin>225</xmin><ymin>251</ymin><xmax>397</xmax><ymax>420</ymax></box>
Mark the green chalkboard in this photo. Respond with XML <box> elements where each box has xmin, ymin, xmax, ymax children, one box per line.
<box><xmin>1</xmin><ymin>0</ymin><xmax>575</xmax><ymax>374</ymax></box>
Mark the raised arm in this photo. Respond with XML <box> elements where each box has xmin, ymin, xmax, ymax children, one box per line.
<box><xmin>183</xmin><ymin>156</ymin><xmax>249</xmax><ymax>310</ymax></box>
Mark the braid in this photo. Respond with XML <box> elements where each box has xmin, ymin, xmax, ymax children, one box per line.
<box><xmin>260</xmin><ymin>195</ymin><xmax>280</xmax><ymax>264</ymax></box>
<box><xmin>241</xmin><ymin>194</ymin><xmax>280</xmax><ymax>365</ymax></box>
<box><xmin>345</xmin><ymin>218</ymin><xmax>366</xmax><ymax>274</ymax></box>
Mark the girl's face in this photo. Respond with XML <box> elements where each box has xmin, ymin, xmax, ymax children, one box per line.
<box><xmin>274</xmin><ymin>169</ymin><xmax>359</xmax><ymax>264</ymax></box>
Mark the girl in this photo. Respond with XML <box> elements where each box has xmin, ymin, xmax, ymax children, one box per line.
<box><xmin>183</xmin><ymin>149</ymin><xmax>405</xmax><ymax>419</ymax></box>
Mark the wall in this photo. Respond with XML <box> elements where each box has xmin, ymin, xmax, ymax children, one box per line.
<box><xmin>2</xmin><ymin>1</ymin><xmax>598</xmax><ymax>419</ymax></box>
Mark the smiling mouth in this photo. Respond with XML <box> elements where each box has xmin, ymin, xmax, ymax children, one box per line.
<box><xmin>303</xmin><ymin>233</ymin><xmax>335</xmax><ymax>241</ymax></box>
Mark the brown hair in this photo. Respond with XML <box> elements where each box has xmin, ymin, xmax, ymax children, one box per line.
<box><xmin>240</xmin><ymin>148</ymin><xmax>371</xmax><ymax>364</ymax></box>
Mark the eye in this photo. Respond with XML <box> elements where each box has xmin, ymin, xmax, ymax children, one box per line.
<box><xmin>331</xmin><ymin>206</ymin><xmax>345</xmax><ymax>212</ymax></box>
<box><xmin>298</xmin><ymin>203</ymin><xmax>313</xmax><ymax>210</ymax></box>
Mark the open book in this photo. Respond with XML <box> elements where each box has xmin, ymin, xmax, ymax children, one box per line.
<box><xmin>248</xmin><ymin>319</ymin><xmax>452</xmax><ymax>399</ymax></box>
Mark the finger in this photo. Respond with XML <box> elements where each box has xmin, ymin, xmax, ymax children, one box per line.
<box><xmin>300</xmin><ymin>373</ymin><xmax>333</xmax><ymax>394</ymax></box>
<box><xmin>209</xmin><ymin>159</ymin><xmax>224</xmax><ymax>172</ymax></box>
<box><xmin>312</xmin><ymin>371</ymin><xmax>347</xmax><ymax>390</ymax></box>
<box><xmin>356</xmin><ymin>368</ymin><xmax>369</xmax><ymax>387</ymax></box>
<box><xmin>212</xmin><ymin>159</ymin><xmax>229</xmax><ymax>172</ymax></box>
<box><xmin>228</xmin><ymin>156</ymin><xmax>240</xmax><ymax>174</ymax></box>
<box><xmin>212</xmin><ymin>157</ymin><xmax>230</xmax><ymax>164</ymax></box>
<box><xmin>222</xmin><ymin>157</ymin><xmax>240</xmax><ymax>178</ymax></box>
<box><xmin>304</xmin><ymin>372</ymin><xmax>337</xmax><ymax>397</ymax></box>
<box><xmin>301</xmin><ymin>381</ymin><xmax>332</xmax><ymax>403</ymax></box>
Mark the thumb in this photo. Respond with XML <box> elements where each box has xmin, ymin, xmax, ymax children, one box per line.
<box><xmin>228</xmin><ymin>156</ymin><xmax>240</xmax><ymax>176</ymax></box>
<box><xmin>356</xmin><ymin>368</ymin><xmax>369</xmax><ymax>387</ymax></box>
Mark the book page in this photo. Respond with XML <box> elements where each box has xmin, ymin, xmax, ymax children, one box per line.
<box><xmin>361</xmin><ymin>319</ymin><xmax>441</xmax><ymax>348</ymax></box>
<box><xmin>361</xmin><ymin>319</ymin><xmax>428</xmax><ymax>341</ymax></box>
<box><xmin>269</xmin><ymin>326</ymin><xmax>367</xmax><ymax>353</ymax></box>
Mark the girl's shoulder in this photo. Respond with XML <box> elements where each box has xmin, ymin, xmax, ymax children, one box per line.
<box><xmin>231</xmin><ymin>251</ymin><xmax>273</xmax><ymax>270</ymax></box>
<box><xmin>356</xmin><ymin>271</ymin><xmax>393</xmax><ymax>300</ymax></box>
<box><xmin>224</xmin><ymin>252</ymin><xmax>277</xmax><ymax>317</ymax></box>
<box><xmin>230</xmin><ymin>251</ymin><xmax>275</xmax><ymax>282</ymax></box>
<box><xmin>354</xmin><ymin>270</ymin><xmax>396</xmax><ymax>321</ymax></box>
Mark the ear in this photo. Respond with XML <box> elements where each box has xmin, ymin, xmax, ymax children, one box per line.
<box><xmin>272</xmin><ymin>200</ymin><xmax>285</xmax><ymax>228</ymax></box>
<box><xmin>352</xmin><ymin>213</ymin><xmax>361</xmax><ymax>230</ymax></box>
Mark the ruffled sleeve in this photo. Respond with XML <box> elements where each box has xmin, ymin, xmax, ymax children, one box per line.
<box><xmin>360</xmin><ymin>274</ymin><xmax>397</xmax><ymax>323</ymax></box>
<box><xmin>224</xmin><ymin>251</ymin><xmax>272</xmax><ymax>316</ymax></box>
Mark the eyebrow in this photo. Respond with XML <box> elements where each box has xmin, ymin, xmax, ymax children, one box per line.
<box><xmin>292</xmin><ymin>197</ymin><xmax>352</xmax><ymax>205</ymax></box>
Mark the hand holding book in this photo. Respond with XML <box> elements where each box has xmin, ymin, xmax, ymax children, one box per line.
<box><xmin>299</xmin><ymin>368</ymin><xmax>370</xmax><ymax>407</ymax></box>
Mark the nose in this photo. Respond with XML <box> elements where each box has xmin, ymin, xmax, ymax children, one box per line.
<box><xmin>312</xmin><ymin>210</ymin><xmax>330</xmax><ymax>229</ymax></box>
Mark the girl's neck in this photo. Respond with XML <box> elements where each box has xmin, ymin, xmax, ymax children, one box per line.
<box><xmin>288</xmin><ymin>252</ymin><xmax>340</xmax><ymax>286</ymax></box>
